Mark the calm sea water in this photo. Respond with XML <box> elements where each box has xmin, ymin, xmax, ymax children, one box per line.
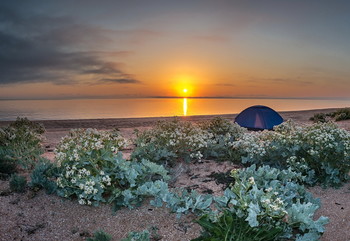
<box><xmin>0</xmin><ymin>98</ymin><xmax>349</xmax><ymax>121</ymax></box>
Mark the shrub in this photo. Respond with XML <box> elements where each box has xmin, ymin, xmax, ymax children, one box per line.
<box><xmin>54</xmin><ymin>128</ymin><xmax>217</xmax><ymax>214</ymax></box>
<box><xmin>199</xmin><ymin>117</ymin><xmax>246</xmax><ymax>139</ymax></box>
<box><xmin>309</xmin><ymin>113</ymin><xmax>329</xmax><ymax>123</ymax></box>
<box><xmin>8</xmin><ymin>117</ymin><xmax>45</xmax><ymax>134</ymax></box>
<box><xmin>196</xmin><ymin>165</ymin><xmax>328</xmax><ymax>241</ymax></box>
<box><xmin>0</xmin><ymin>147</ymin><xmax>17</xmax><ymax>176</ymax></box>
<box><xmin>193</xmin><ymin>210</ymin><xmax>283</xmax><ymax>241</ymax></box>
<box><xmin>30</xmin><ymin>161</ymin><xmax>60</xmax><ymax>194</ymax></box>
<box><xmin>199</xmin><ymin>117</ymin><xmax>246</xmax><ymax>161</ymax></box>
<box><xmin>151</xmin><ymin>188</ymin><xmax>213</xmax><ymax>218</ymax></box>
<box><xmin>132</xmin><ymin>119</ymin><xmax>211</xmax><ymax>165</ymax></box>
<box><xmin>54</xmin><ymin>128</ymin><xmax>128</xmax><ymax>166</ymax></box>
<box><xmin>232</xmin><ymin>121</ymin><xmax>350</xmax><ymax>187</ymax></box>
<box><xmin>121</xmin><ymin>230</ymin><xmax>150</xmax><ymax>241</ymax></box>
<box><xmin>132</xmin><ymin>118</ymin><xmax>247</xmax><ymax>165</ymax></box>
<box><xmin>297</xmin><ymin>122</ymin><xmax>350</xmax><ymax>186</ymax></box>
<box><xmin>9</xmin><ymin>174</ymin><xmax>27</xmax><ymax>193</ymax></box>
<box><xmin>87</xmin><ymin>230</ymin><xmax>112</xmax><ymax>241</ymax></box>
<box><xmin>55</xmin><ymin>129</ymin><xmax>170</xmax><ymax>209</ymax></box>
<box><xmin>0</xmin><ymin>117</ymin><xmax>45</xmax><ymax>169</ymax></box>
<box><xmin>310</xmin><ymin>108</ymin><xmax>350</xmax><ymax>122</ymax></box>
<box><xmin>330</xmin><ymin>108</ymin><xmax>350</xmax><ymax>121</ymax></box>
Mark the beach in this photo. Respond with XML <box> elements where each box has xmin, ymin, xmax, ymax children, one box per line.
<box><xmin>0</xmin><ymin>108</ymin><xmax>349</xmax><ymax>241</ymax></box>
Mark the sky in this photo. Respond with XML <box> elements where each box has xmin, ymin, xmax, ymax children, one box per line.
<box><xmin>1</xmin><ymin>0</ymin><xmax>350</xmax><ymax>100</ymax></box>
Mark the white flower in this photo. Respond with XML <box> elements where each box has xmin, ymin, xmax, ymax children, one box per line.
<box><xmin>248</xmin><ymin>177</ymin><xmax>255</xmax><ymax>185</ymax></box>
<box><xmin>265</xmin><ymin>187</ymin><xmax>273</xmax><ymax>192</ymax></box>
<box><xmin>275</xmin><ymin>198</ymin><xmax>284</xmax><ymax>205</ymax></box>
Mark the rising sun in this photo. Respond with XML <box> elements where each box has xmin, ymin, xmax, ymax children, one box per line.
<box><xmin>183</xmin><ymin>89</ymin><xmax>188</xmax><ymax>93</ymax></box>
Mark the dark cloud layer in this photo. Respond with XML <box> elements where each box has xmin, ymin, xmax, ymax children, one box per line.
<box><xmin>0</xmin><ymin>6</ymin><xmax>140</xmax><ymax>85</ymax></box>
<box><xmin>100</xmin><ymin>78</ymin><xmax>141</xmax><ymax>84</ymax></box>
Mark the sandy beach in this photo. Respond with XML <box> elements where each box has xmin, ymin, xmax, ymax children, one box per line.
<box><xmin>0</xmin><ymin>108</ymin><xmax>349</xmax><ymax>241</ymax></box>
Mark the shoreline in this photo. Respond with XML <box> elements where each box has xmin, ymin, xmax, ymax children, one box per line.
<box><xmin>0</xmin><ymin>107</ymin><xmax>342</xmax><ymax>131</ymax></box>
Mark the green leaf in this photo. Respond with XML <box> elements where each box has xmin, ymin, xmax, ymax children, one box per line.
<box><xmin>245</xmin><ymin>202</ymin><xmax>260</xmax><ymax>227</ymax></box>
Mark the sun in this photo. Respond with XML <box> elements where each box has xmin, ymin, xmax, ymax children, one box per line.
<box><xmin>181</xmin><ymin>88</ymin><xmax>190</xmax><ymax>97</ymax></box>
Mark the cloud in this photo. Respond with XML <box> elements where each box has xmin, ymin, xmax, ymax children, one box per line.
<box><xmin>268</xmin><ymin>78</ymin><xmax>313</xmax><ymax>85</ymax></box>
<box><xmin>215</xmin><ymin>83</ymin><xmax>236</xmax><ymax>87</ymax></box>
<box><xmin>0</xmin><ymin>6</ymin><xmax>141</xmax><ymax>85</ymax></box>
<box><xmin>111</xmin><ymin>29</ymin><xmax>164</xmax><ymax>44</ymax></box>
<box><xmin>245</xmin><ymin>77</ymin><xmax>312</xmax><ymax>86</ymax></box>
<box><xmin>194</xmin><ymin>35</ymin><xmax>230</xmax><ymax>43</ymax></box>
<box><xmin>100</xmin><ymin>78</ymin><xmax>141</xmax><ymax>84</ymax></box>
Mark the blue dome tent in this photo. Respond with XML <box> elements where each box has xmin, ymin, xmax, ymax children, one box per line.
<box><xmin>235</xmin><ymin>105</ymin><xmax>284</xmax><ymax>130</ymax></box>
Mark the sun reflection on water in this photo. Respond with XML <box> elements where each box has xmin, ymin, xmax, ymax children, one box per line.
<box><xmin>183</xmin><ymin>98</ymin><xmax>187</xmax><ymax>116</ymax></box>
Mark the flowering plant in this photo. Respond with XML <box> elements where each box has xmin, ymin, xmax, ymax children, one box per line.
<box><xmin>132</xmin><ymin>118</ymin><xmax>247</xmax><ymax>165</ymax></box>
<box><xmin>132</xmin><ymin>119</ymin><xmax>212</xmax><ymax>165</ymax></box>
<box><xmin>231</xmin><ymin>121</ymin><xmax>350</xmax><ymax>187</ymax></box>
<box><xmin>0</xmin><ymin>117</ymin><xmax>45</xmax><ymax>169</ymax></box>
<box><xmin>199</xmin><ymin>117</ymin><xmax>246</xmax><ymax>139</ymax></box>
<box><xmin>55</xmin><ymin>129</ymin><xmax>169</xmax><ymax>207</ymax></box>
<box><xmin>198</xmin><ymin>165</ymin><xmax>328</xmax><ymax>241</ymax></box>
<box><xmin>199</xmin><ymin>117</ymin><xmax>247</xmax><ymax>160</ymax></box>
<box><xmin>55</xmin><ymin>128</ymin><xmax>128</xmax><ymax>166</ymax></box>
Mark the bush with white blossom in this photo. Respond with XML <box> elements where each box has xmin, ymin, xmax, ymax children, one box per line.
<box><xmin>199</xmin><ymin>117</ymin><xmax>247</xmax><ymax>160</ymax></box>
<box><xmin>198</xmin><ymin>165</ymin><xmax>329</xmax><ymax>241</ymax></box>
<box><xmin>232</xmin><ymin>121</ymin><xmax>350</xmax><ymax>187</ymax></box>
<box><xmin>55</xmin><ymin>128</ymin><xmax>128</xmax><ymax>166</ymax></box>
<box><xmin>0</xmin><ymin>117</ymin><xmax>45</xmax><ymax>169</ymax></box>
<box><xmin>132</xmin><ymin>119</ymin><xmax>213</xmax><ymax>165</ymax></box>
<box><xmin>55</xmin><ymin>128</ymin><xmax>170</xmax><ymax>207</ymax></box>
<box><xmin>132</xmin><ymin>118</ymin><xmax>247</xmax><ymax>165</ymax></box>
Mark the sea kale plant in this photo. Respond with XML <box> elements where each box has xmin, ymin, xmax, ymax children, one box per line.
<box><xmin>9</xmin><ymin>173</ymin><xmax>27</xmax><ymax>193</ymax></box>
<box><xmin>196</xmin><ymin>165</ymin><xmax>328</xmax><ymax>241</ymax></box>
<box><xmin>0</xmin><ymin>147</ymin><xmax>17</xmax><ymax>177</ymax></box>
<box><xmin>310</xmin><ymin>108</ymin><xmax>350</xmax><ymax>122</ymax></box>
<box><xmin>330</xmin><ymin>108</ymin><xmax>350</xmax><ymax>121</ymax></box>
<box><xmin>132</xmin><ymin>119</ymin><xmax>212</xmax><ymax>165</ymax></box>
<box><xmin>121</xmin><ymin>230</ymin><xmax>150</xmax><ymax>241</ymax></box>
<box><xmin>54</xmin><ymin>128</ymin><xmax>170</xmax><ymax>208</ymax></box>
<box><xmin>87</xmin><ymin>230</ymin><xmax>112</xmax><ymax>241</ymax></box>
<box><xmin>199</xmin><ymin>117</ymin><xmax>246</xmax><ymax>161</ymax></box>
<box><xmin>55</xmin><ymin>128</ymin><xmax>128</xmax><ymax>166</ymax></box>
<box><xmin>0</xmin><ymin>117</ymin><xmax>45</xmax><ymax>169</ymax></box>
<box><xmin>232</xmin><ymin>120</ymin><xmax>350</xmax><ymax>187</ymax></box>
<box><xmin>132</xmin><ymin>118</ymin><xmax>246</xmax><ymax>166</ymax></box>
<box><xmin>30</xmin><ymin>161</ymin><xmax>60</xmax><ymax>194</ymax></box>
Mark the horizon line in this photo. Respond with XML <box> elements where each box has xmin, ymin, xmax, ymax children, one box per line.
<box><xmin>0</xmin><ymin>95</ymin><xmax>350</xmax><ymax>101</ymax></box>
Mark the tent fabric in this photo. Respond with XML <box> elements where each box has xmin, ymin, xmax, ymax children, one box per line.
<box><xmin>235</xmin><ymin>105</ymin><xmax>284</xmax><ymax>130</ymax></box>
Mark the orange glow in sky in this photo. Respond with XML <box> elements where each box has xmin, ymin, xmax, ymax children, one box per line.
<box><xmin>1</xmin><ymin>1</ymin><xmax>350</xmax><ymax>100</ymax></box>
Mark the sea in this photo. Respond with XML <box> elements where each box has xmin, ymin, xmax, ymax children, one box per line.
<box><xmin>0</xmin><ymin>98</ymin><xmax>349</xmax><ymax>121</ymax></box>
